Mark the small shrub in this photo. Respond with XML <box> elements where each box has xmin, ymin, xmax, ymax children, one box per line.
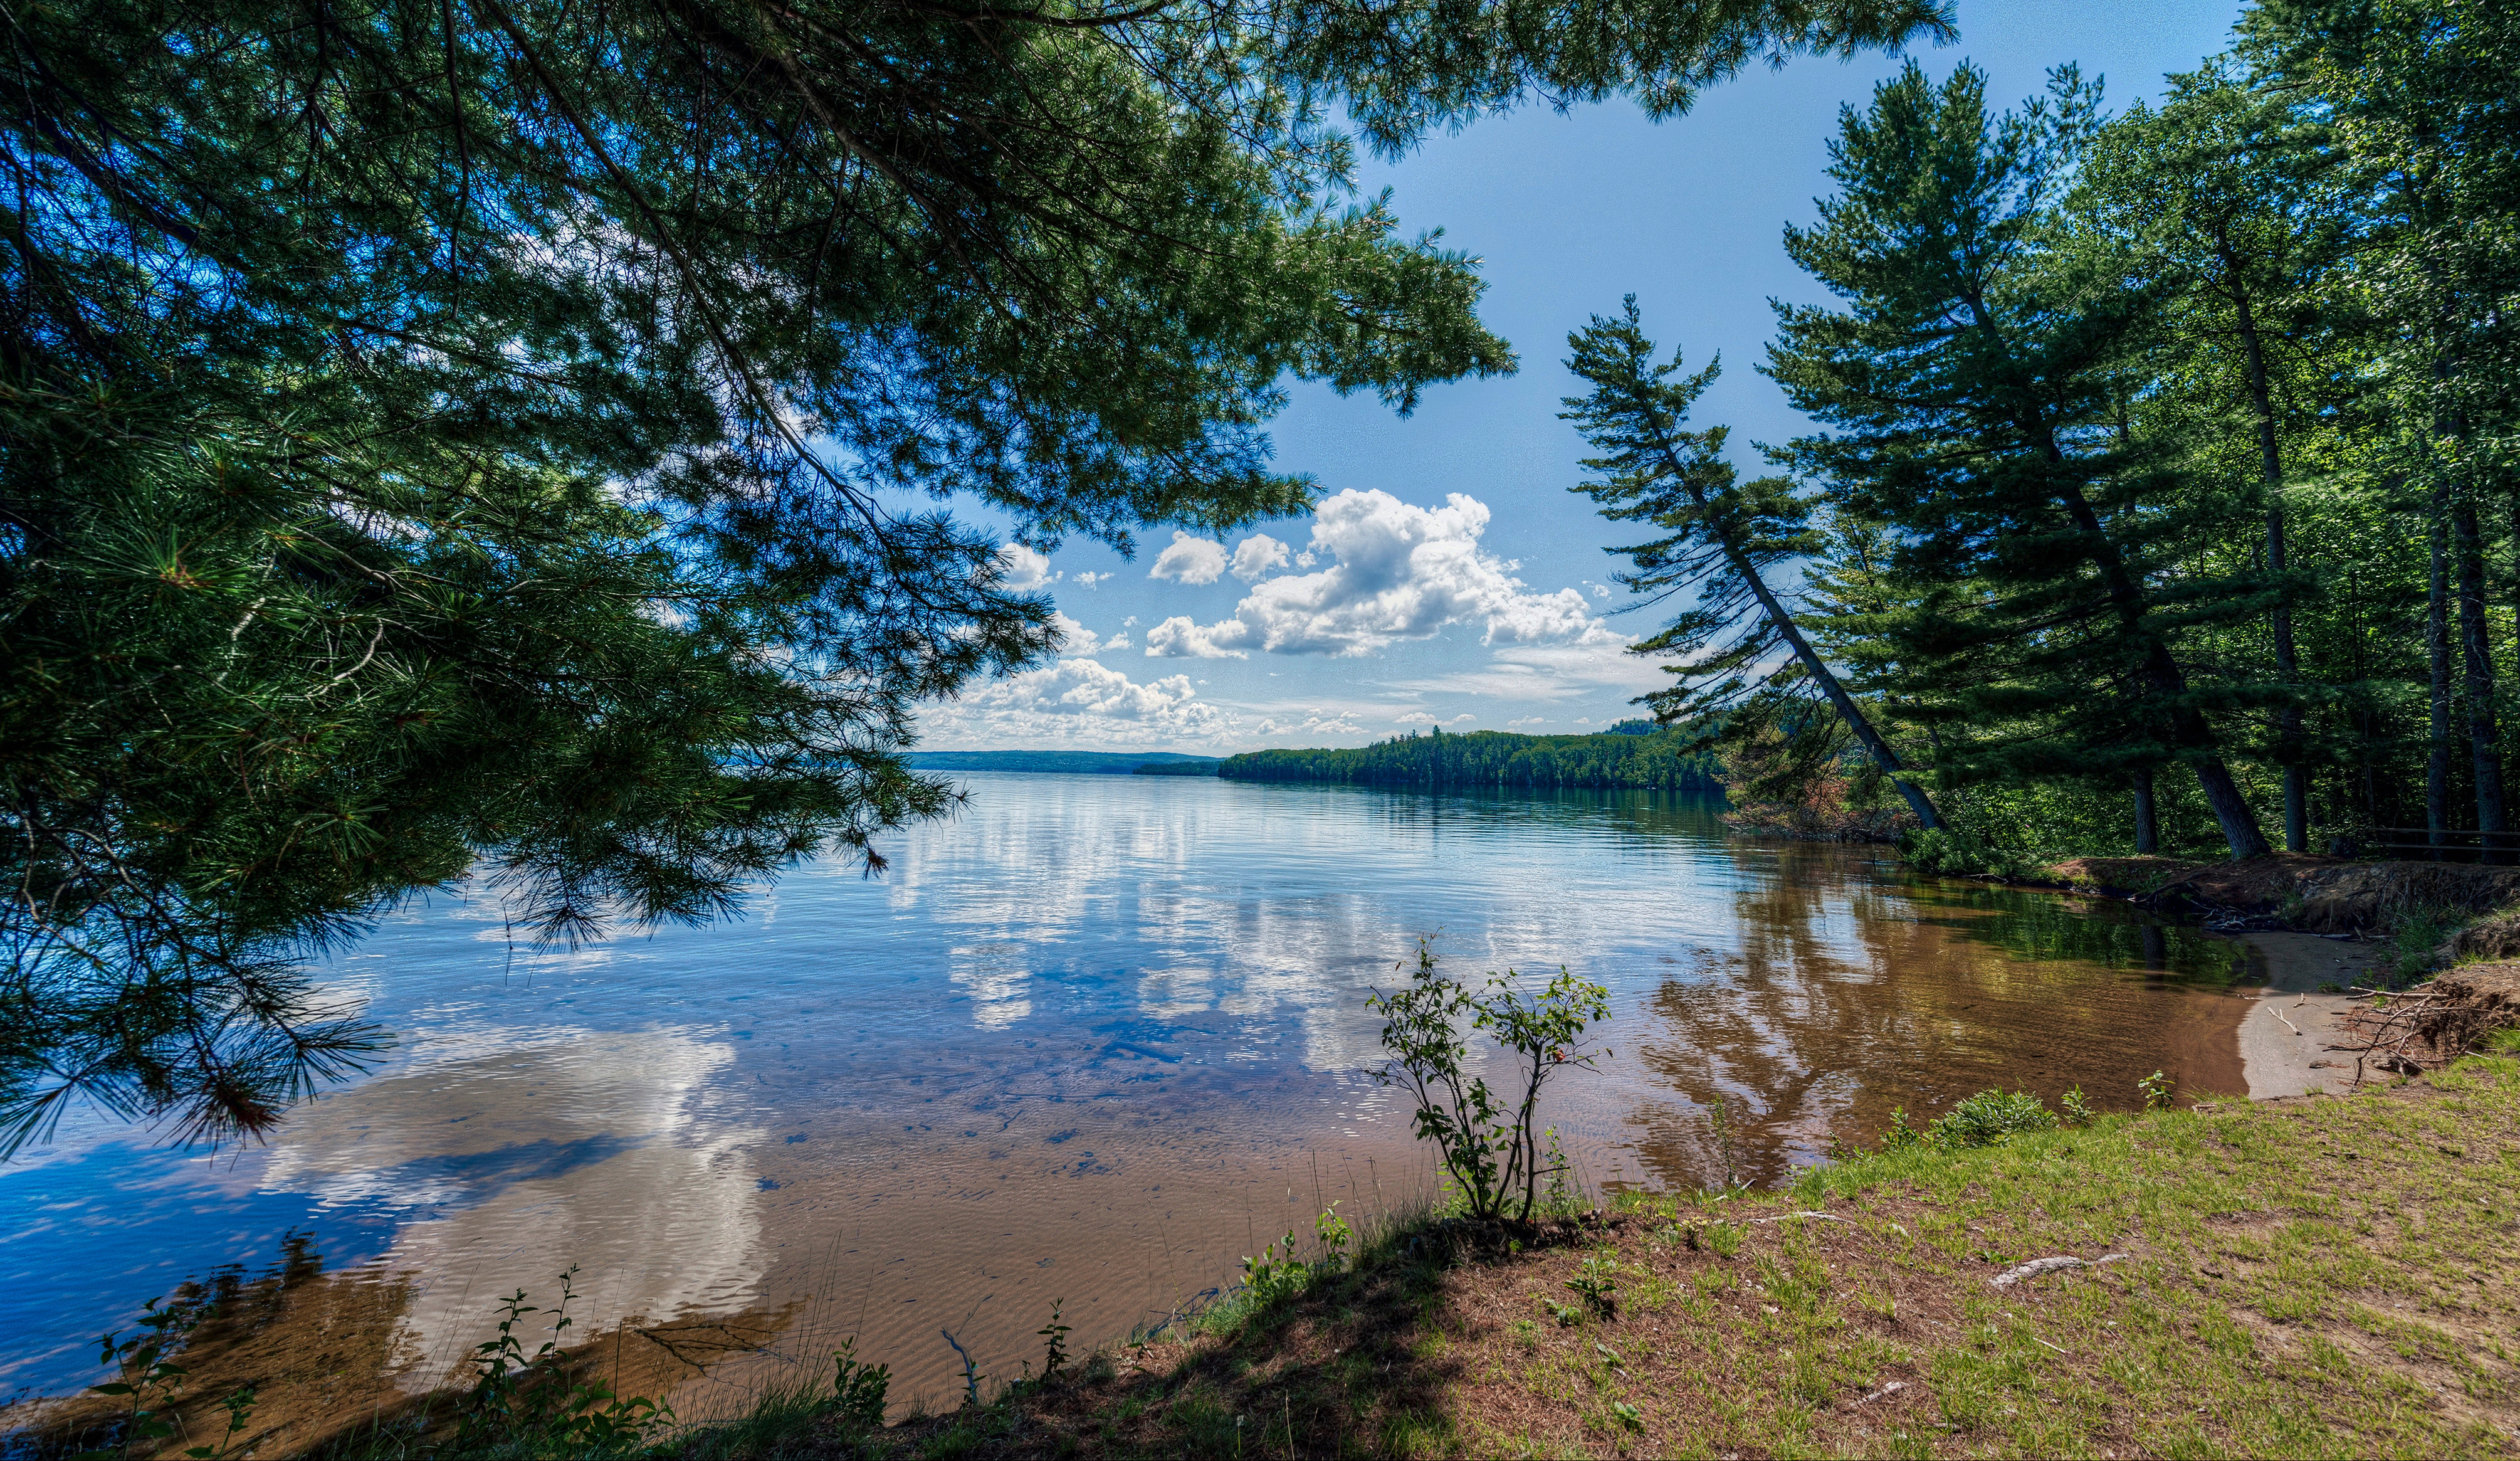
<box><xmin>1566</xmin><ymin>1252</ymin><xmax>1619</xmax><ymax>1319</ymax></box>
<box><xmin>1368</xmin><ymin>939</ymin><xmax>1610</xmax><ymax>1223</ymax></box>
<box><xmin>1035</xmin><ymin>1302</ymin><xmax>1071</xmax><ymax>1381</ymax></box>
<box><xmin>1315</xmin><ymin>1201</ymin><xmax>1353</xmax><ymax>1270</ymax></box>
<box><xmin>1899</xmin><ymin>826</ymin><xmax>2047</xmax><ymax>880</ymax></box>
<box><xmin>1241</xmin><ymin>1232</ymin><xmax>1308</xmax><ymax>1305</ymax></box>
<box><xmin>2059</xmin><ymin>1085</ymin><xmax>2094</xmax><ymax>1126</ymax></box>
<box><xmin>454</xmin><ymin>1271</ymin><xmax>674</xmax><ymax>1458</ymax></box>
<box><xmin>1931</xmin><ymin>1089</ymin><xmax>2059</xmax><ymax>1147</ymax></box>
<box><xmin>2139</xmin><ymin>1070</ymin><xmax>2175</xmax><ymax>1110</ymax></box>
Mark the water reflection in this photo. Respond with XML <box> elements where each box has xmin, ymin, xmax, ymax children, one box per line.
<box><xmin>1605</xmin><ymin>843</ymin><xmax>2252</xmax><ymax>1189</ymax></box>
<box><xmin>3</xmin><ymin>777</ymin><xmax>2255</xmax><ymax>1418</ymax></box>
<box><xmin>249</xmin><ymin>1028</ymin><xmax>770</xmax><ymax>1385</ymax></box>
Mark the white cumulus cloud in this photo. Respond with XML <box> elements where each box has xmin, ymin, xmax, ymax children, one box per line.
<box><xmin>1143</xmin><ymin>490</ymin><xmax>1621</xmax><ymax>658</ymax></box>
<box><xmin>995</xmin><ymin>543</ymin><xmax>1057</xmax><ymax>590</ymax></box>
<box><xmin>1148</xmin><ymin>530</ymin><xmax>1228</xmax><ymax>586</ymax></box>
<box><xmin>1143</xmin><ymin>614</ymin><xmax>1248</xmax><ymax>659</ymax></box>
<box><xmin>1049</xmin><ymin>610</ymin><xmax>1104</xmax><ymax>655</ymax></box>
<box><xmin>1230</xmin><ymin>533</ymin><xmax>1292</xmax><ymax>582</ymax></box>
<box><xmin>925</xmin><ymin>658</ymin><xmax>1234</xmax><ymax>746</ymax></box>
<box><xmin>1254</xmin><ymin>711</ymin><xmax>1365</xmax><ymax>739</ymax></box>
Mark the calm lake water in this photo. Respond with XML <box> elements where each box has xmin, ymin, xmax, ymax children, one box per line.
<box><xmin>1</xmin><ymin>774</ymin><xmax>2259</xmax><ymax>1428</ymax></box>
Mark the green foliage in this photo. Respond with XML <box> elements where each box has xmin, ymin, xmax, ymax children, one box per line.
<box><xmin>2061</xmin><ymin>1085</ymin><xmax>2095</xmax><ymax>1126</ymax></box>
<box><xmin>1034</xmin><ymin>1302</ymin><xmax>1072</xmax><ymax>1382</ymax></box>
<box><xmin>1</xmin><ymin>0</ymin><xmax>1947</xmax><ymax>1150</ymax></box>
<box><xmin>1565</xmin><ymin>1252</ymin><xmax>1620</xmax><ymax>1319</ymax></box>
<box><xmin>1367</xmin><ymin>938</ymin><xmax>1610</xmax><ymax>1223</ymax></box>
<box><xmin>1316</xmin><ymin>1201</ymin><xmax>1354</xmax><ymax>1269</ymax></box>
<box><xmin>1879</xmin><ymin>1089</ymin><xmax>2061</xmax><ymax>1151</ymax></box>
<box><xmin>454</xmin><ymin>1270</ymin><xmax>673</xmax><ymax>1459</ymax></box>
<box><xmin>1768</xmin><ymin>58</ymin><xmax>2282</xmax><ymax>861</ymax></box>
<box><xmin>1898</xmin><ymin>827</ymin><xmax>2049</xmax><ymax>880</ymax></box>
<box><xmin>2139</xmin><ymin>1070</ymin><xmax>2176</xmax><ymax>1111</ymax></box>
<box><xmin>1220</xmin><ymin>725</ymin><xmax>1719</xmax><ymax>789</ymax></box>
<box><xmin>1931</xmin><ymin>1090</ymin><xmax>2062</xmax><ymax>1149</ymax></box>
<box><xmin>831</xmin><ymin>1337</ymin><xmax>892</xmax><ymax>1428</ymax></box>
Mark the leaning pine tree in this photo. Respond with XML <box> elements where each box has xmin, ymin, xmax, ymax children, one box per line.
<box><xmin>1560</xmin><ymin>298</ymin><xmax>1944</xmax><ymax>831</ymax></box>
<box><xmin>1765</xmin><ymin>61</ymin><xmax>2278</xmax><ymax>859</ymax></box>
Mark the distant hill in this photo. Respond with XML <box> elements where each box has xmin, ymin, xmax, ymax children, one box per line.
<box><xmin>905</xmin><ymin>750</ymin><xmax>1222</xmax><ymax>775</ymax></box>
<box><xmin>1218</xmin><ymin>725</ymin><xmax>1718</xmax><ymax>791</ymax></box>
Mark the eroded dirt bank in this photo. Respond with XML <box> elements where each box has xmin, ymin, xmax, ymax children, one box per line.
<box><xmin>2049</xmin><ymin>852</ymin><xmax>2520</xmax><ymax>932</ymax></box>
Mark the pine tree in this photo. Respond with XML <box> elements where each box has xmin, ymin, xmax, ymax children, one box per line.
<box><xmin>1560</xmin><ymin>298</ymin><xmax>1943</xmax><ymax>830</ymax></box>
<box><xmin>2076</xmin><ymin>65</ymin><xmax>2351</xmax><ymax>853</ymax></box>
<box><xmin>2244</xmin><ymin>0</ymin><xmax>2520</xmax><ymax>858</ymax></box>
<box><xmin>1766</xmin><ymin>60</ymin><xmax>2277</xmax><ymax>858</ymax></box>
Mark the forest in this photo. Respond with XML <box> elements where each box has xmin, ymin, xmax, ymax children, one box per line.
<box><xmin>1219</xmin><ymin>723</ymin><xmax>1723</xmax><ymax>790</ymax></box>
<box><xmin>1557</xmin><ymin>4</ymin><xmax>2520</xmax><ymax>866</ymax></box>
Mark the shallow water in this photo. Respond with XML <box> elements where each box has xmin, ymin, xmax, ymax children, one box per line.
<box><xmin>0</xmin><ymin>774</ymin><xmax>2257</xmax><ymax>1425</ymax></box>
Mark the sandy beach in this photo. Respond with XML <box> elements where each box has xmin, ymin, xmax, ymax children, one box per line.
<box><xmin>2235</xmin><ymin>930</ymin><xmax>2389</xmax><ymax>1098</ymax></box>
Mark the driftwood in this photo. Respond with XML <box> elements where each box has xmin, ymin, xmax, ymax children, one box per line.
<box><xmin>2330</xmin><ymin>964</ymin><xmax>2520</xmax><ymax>1085</ymax></box>
<box><xmin>1988</xmin><ymin>1253</ymin><xmax>2127</xmax><ymax>1288</ymax></box>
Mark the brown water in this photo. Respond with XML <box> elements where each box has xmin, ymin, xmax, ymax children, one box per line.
<box><xmin>0</xmin><ymin>777</ymin><xmax>2257</xmax><ymax>1444</ymax></box>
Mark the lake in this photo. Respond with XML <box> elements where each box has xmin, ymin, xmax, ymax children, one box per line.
<box><xmin>0</xmin><ymin>773</ymin><xmax>2259</xmax><ymax>1434</ymax></box>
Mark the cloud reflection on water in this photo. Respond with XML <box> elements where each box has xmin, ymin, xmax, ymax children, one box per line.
<box><xmin>249</xmin><ymin>1027</ymin><xmax>767</xmax><ymax>1386</ymax></box>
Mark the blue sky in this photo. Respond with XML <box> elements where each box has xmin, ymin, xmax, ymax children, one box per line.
<box><xmin>918</xmin><ymin>0</ymin><xmax>2249</xmax><ymax>753</ymax></box>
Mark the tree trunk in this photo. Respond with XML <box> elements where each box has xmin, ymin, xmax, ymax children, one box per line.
<box><xmin>1637</xmin><ymin>424</ymin><xmax>1947</xmax><ymax>833</ymax></box>
<box><xmin>1989</xmin><ymin>303</ymin><xmax>2269</xmax><ymax>858</ymax></box>
<box><xmin>2133</xmin><ymin>767</ymin><xmax>2159</xmax><ymax>855</ymax></box>
<box><xmin>2052</xmin><ymin>480</ymin><xmax>2271</xmax><ymax>858</ymax></box>
<box><xmin>2226</xmin><ymin>252</ymin><xmax>2308</xmax><ymax>852</ymax></box>
<box><xmin>1717</xmin><ymin>537</ymin><xmax>1944</xmax><ymax>832</ymax></box>
<box><xmin>2454</xmin><ymin>490</ymin><xmax>2510</xmax><ymax>860</ymax></box>
<box><xmin>2428</xmin><ymin>484</ymin><xmax>2455</xmax><ymax>858</ymax></box>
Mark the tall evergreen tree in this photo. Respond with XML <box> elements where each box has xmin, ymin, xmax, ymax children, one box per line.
<box><xmin>1560</xmin><ymin>299</ymin><xmax>1943</xmax><ymax>830</ymax></box>
<box><xmin>1767</xmin><ymin>60</ymin><xmax>2277</xmax><ymax>858</ymax></box>
<box><xmin>0</xmin><ymin>0</ymin><xmax>1954</xmax><ymax>1148</ymax></box>
<box><xmin>2076</xmin><ymin>66</ymin><xmax>2350</xmax><ymax>853</ymax></box>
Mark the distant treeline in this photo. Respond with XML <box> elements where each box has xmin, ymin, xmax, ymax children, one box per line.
<box><xmin>905</xmin><ymin>751</ymin><xmax>1219</xmax><ymax>775</ymax></box>
<box><xmin>1219</xmin><ymin>723</ymin><xmax>1721</xmax><ymax>791</ymax></box>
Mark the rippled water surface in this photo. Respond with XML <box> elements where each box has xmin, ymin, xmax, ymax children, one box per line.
<box><xmin>1</xmin><ymin>774</ymin><xmax>2259</xmax><ymax>1424</ymax></box>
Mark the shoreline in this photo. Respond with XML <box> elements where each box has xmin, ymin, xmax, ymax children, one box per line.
<box><xmin>2233</xmin><ymin>929</ymin><xmax>2382</xmax><ymax>1100</ymax></box>
<box><xmin>869</xmin><ymin>1056</ymin><xmax>2520</xmax><ymax>1460</ymax></box>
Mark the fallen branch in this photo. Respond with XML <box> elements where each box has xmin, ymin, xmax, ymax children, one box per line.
<box><xmin>1747</xmin><ymin>1210</ymin><xmax>1854</xmax><ymax>1226</ymax></box>
<box><xmin>1989</xmin><ymin>1253</ymin><xmax>2128</xmax><ymax>1288</ymax></box>
<box><xmin>1852</xmin><ymin>1380</ymin><xmax>1908</xmax><ymax>1406</ymax></box>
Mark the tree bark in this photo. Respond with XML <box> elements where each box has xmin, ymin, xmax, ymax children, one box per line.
<box><xmin>2133</xmin><ymin>767</ymin><xmax>2159</xmax><ymax>855</ymax></box>
<box><xmin>1716</xmin><ymin>539</ymin><xmax>1943</xmax><ymax>832</ymax></box>
<box><xmin>2428</xmin><ymin>484</ymin><xmax>2455</xmax><ymax>858</ymax></box>
<box><xmin>2225</xmin><ymin>255</ymin><xmax>2308</xmax><ymax>852</ymax></box>
<box><xmin>2454</xmin><ymin>490</ymin><xmax>2510</xmax><ymax>860</ymax></box>
<box><xmin>1635</xmin><ymin>423</ymin><xmax>1947</xmax><ymax>833</ymax></box>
